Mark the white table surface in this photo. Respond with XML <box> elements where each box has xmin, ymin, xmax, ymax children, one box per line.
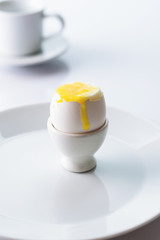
<box><xmin>0</xmin><ymin>0</ymin><xmax>160</xmax><ymax>239</ymax></box>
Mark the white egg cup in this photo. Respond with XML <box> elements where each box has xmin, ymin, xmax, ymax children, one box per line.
<box><xmin>47</xmin><ymin>117</ymin><xmax>108</xmax><ymax>173</ymax></box>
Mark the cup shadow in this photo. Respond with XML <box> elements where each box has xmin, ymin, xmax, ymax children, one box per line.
<box><xmin>1</xmin><ymin>59</ymin><xmax>69</xmax><ymax>79</ymax></box>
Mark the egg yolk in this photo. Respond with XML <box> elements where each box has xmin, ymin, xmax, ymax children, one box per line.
<box><xmin>56</xmin><ymin>82</ymin><xmax>102</xmax><ymax>130</ymax></box>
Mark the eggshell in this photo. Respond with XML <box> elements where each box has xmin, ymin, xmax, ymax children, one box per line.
<box><xmin>50</xmin><ymin>94</ymin><xmax>106</xmax><ymax>133</ymax></box>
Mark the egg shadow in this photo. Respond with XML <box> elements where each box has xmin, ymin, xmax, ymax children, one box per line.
<box><xmin>51</xmin><ymin>170</ymin><xmax>109</xmax><ymax>224</ymax></box>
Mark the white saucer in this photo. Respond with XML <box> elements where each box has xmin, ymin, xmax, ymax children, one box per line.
<box><xmin>0</xmin><ymin>103</ymin><xmax>160</xmax><ymax>240</ymax></box>
<box><xmin>0</xmin><ymin>36</ymin><xmax>69</xmax><ymax>66</ymax></box>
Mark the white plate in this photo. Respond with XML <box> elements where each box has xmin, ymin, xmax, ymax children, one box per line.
<box><xmin>0</xmin><ymin>103</ymin><xmax>160</xmax><ymax>240</ymax></box>
<box><xmin>0</xmin><ymin>36</ymin><xmax>69</xmax><ymax>66</ymax></box>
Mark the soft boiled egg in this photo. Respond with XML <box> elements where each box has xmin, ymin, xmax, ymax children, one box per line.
<box><xmin>50</xmin><ymin>82</ymin><xmax>106</xmax><ymax>133</ymax></box>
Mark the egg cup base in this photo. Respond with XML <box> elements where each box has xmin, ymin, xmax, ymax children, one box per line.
<box><xmin>61</xmin><ymin>156</ymin><xmax>96</xmax><ymax>173</ymax></box>
<box><xmin>47</xmin><ymin>117</ymin><xmax>108</xmax><ymax>173</ymax></box>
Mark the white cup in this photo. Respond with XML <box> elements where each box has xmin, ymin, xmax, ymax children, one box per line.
<box><xmin>0</xmin><ymin>0</ymin><xmax>65</xmax><ymax>56</ymax></box>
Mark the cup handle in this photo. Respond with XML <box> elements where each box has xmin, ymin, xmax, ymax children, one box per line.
<box><xmin>42</xmin><ymin>12</ymin><xmax>65</xmax><ymax>40</ymax></box>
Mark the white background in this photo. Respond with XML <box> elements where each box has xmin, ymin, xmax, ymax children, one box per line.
<box><xmin>0</xmin><ymin>0</ymin><xmax>160</xmax><ymax>239</ymax></box>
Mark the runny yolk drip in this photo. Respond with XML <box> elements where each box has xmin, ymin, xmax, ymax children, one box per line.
<box><xmin>56</xmin><ymin>82</ymin><xmax>102</xmax><ymax>131</ymax></box>
<box><xmin>80</xmin><ymin>102</ymin><xmax>90</xmax><ymax>130</ymax></box>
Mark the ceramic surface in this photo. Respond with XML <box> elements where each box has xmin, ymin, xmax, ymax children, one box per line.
<box><xmin>48</xmin><ymin>117</ymin><xmax>108</xmax><ymax>172</ymax></box>
<box><xmin>0</xmin><ymin>103</ymin><xmax>160</xmax><ymax>240</ymax></box>
<box><xmin>0</xmin><ymin>0</ymin><xmax>64</xmax><ymax>56</ymax></box>
<box><xmin>0</xmin><ymin>35</ymin><xmax>69</xmax><ymax>66</ymax></box>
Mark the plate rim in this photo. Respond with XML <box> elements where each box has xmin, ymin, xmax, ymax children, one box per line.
<box><xmin>1</xmin><ymin>102</ymin><xmax>160</xmax><ymax>131</ymax></box>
